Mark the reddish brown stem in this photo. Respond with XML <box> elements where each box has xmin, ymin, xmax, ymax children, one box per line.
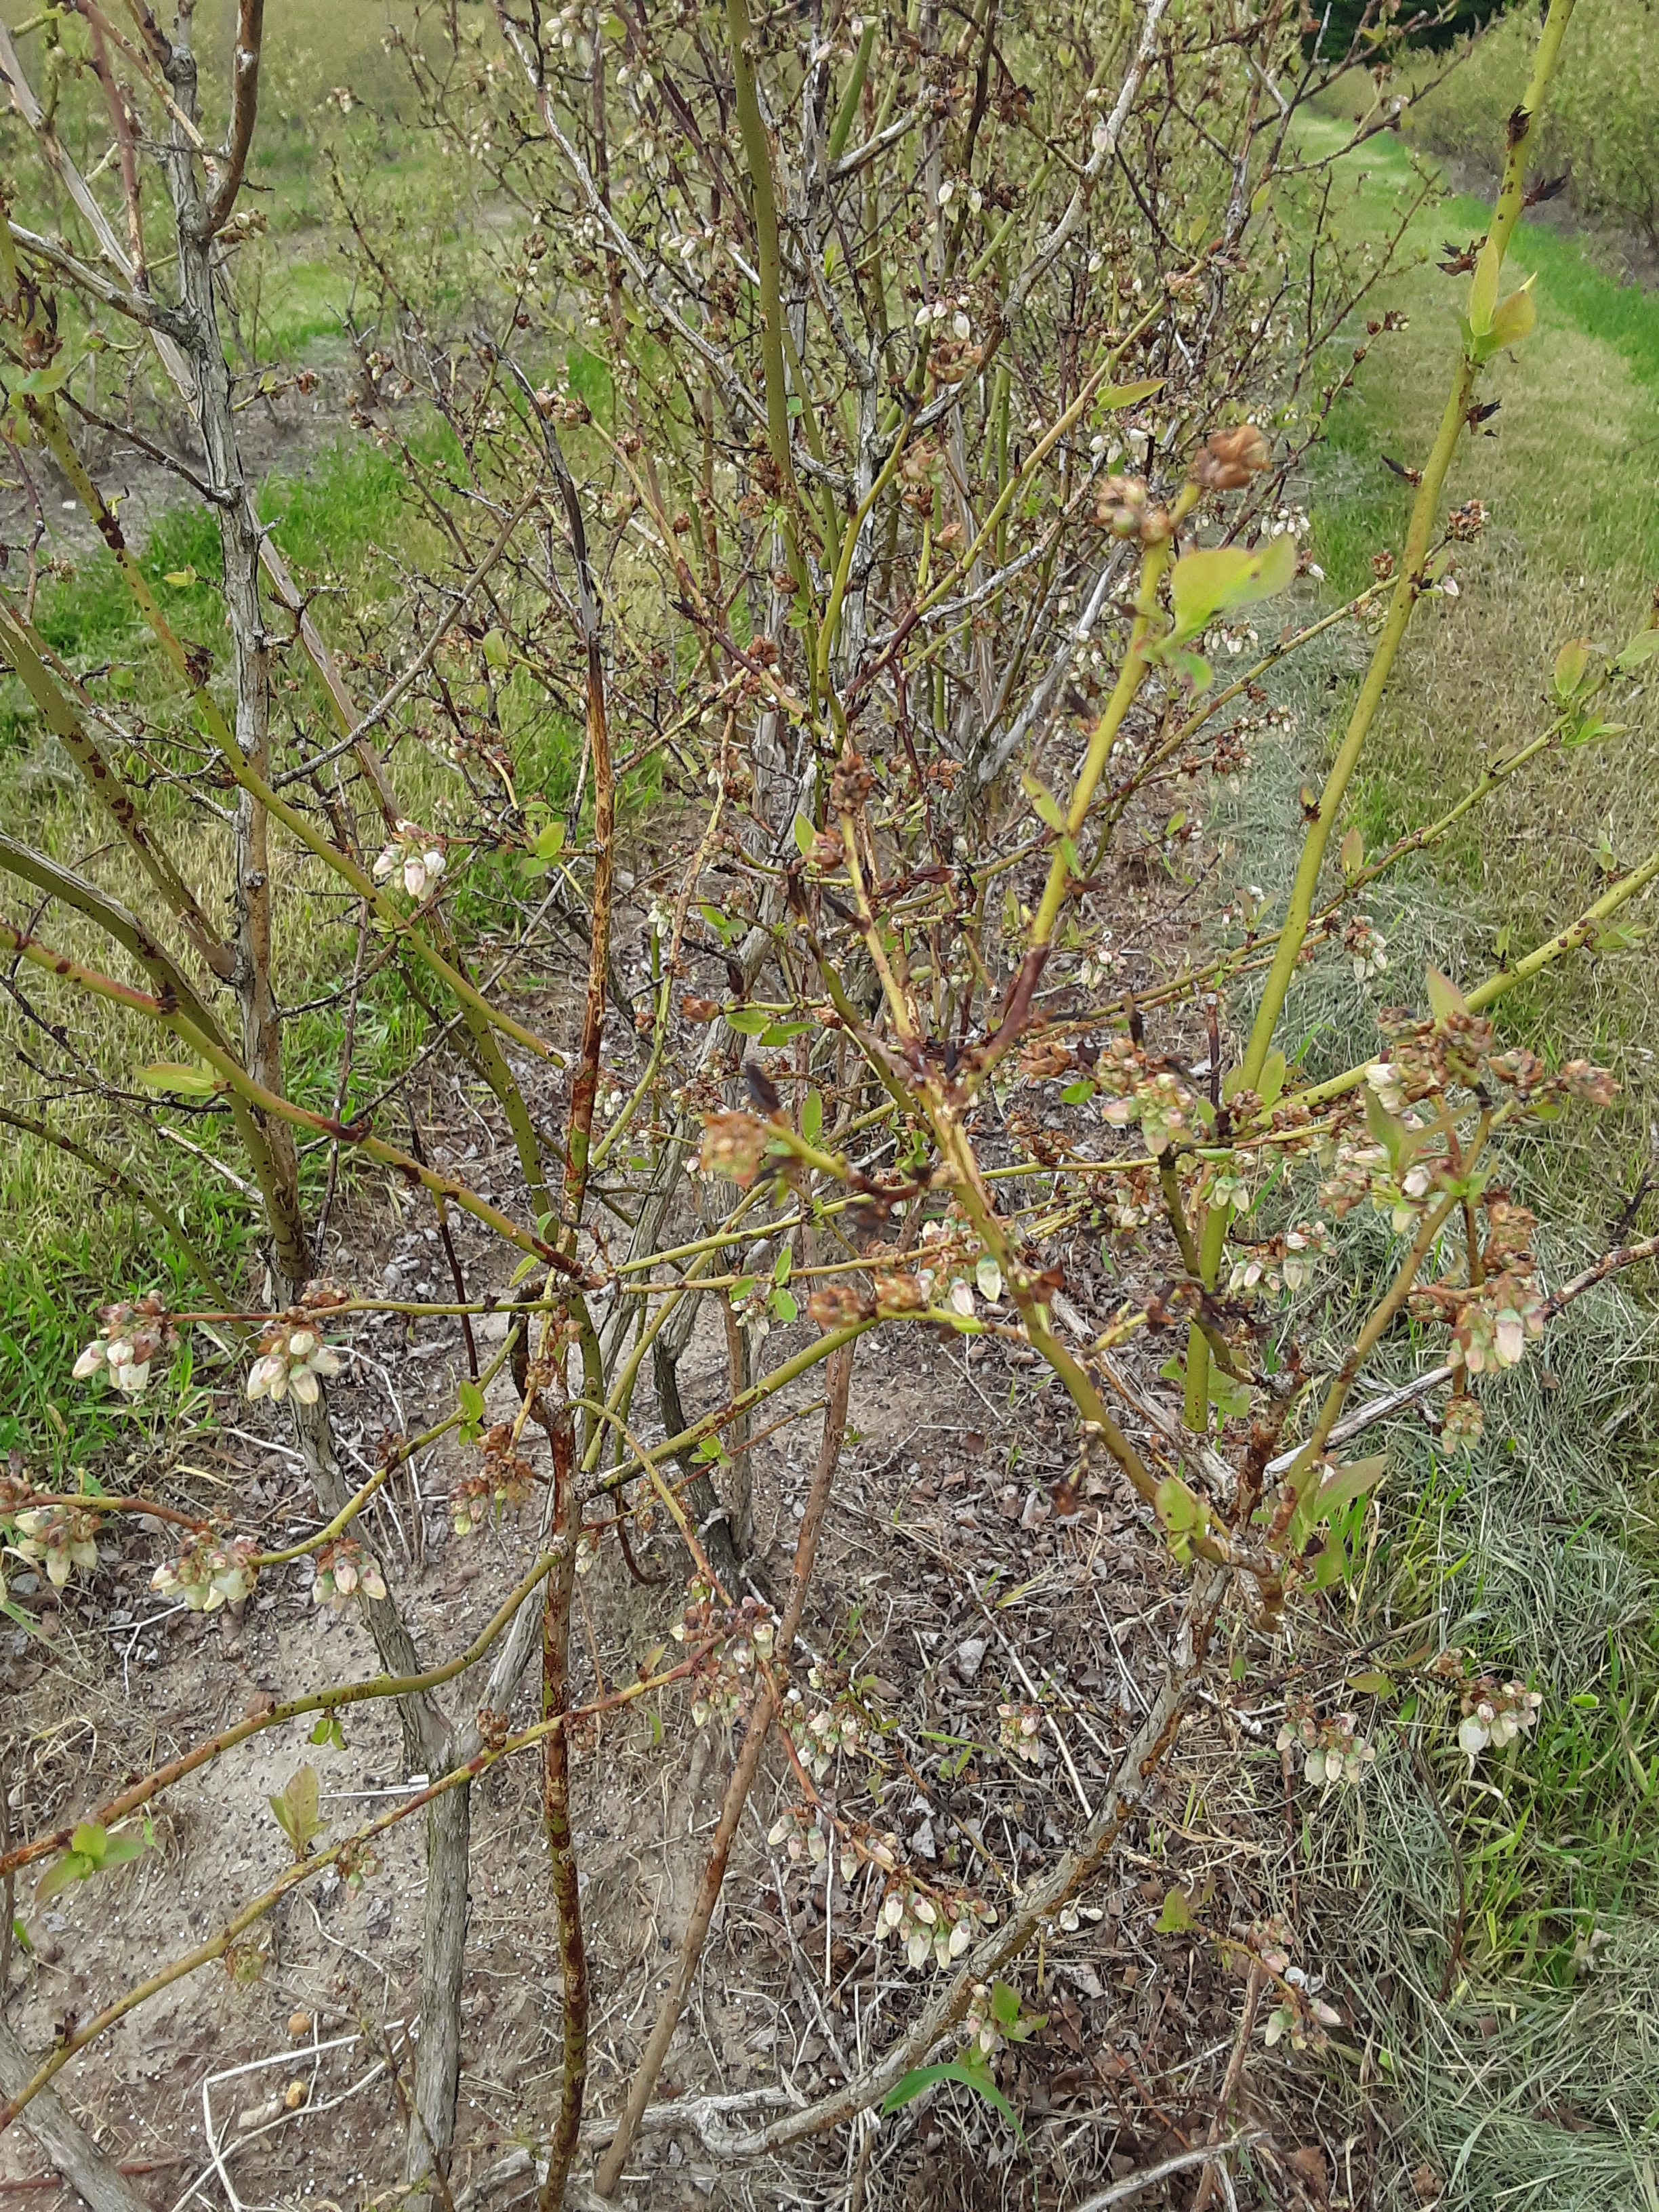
<box><xmin>537</xmin><ymin>1404</ymin><xmax>589</xmax><ymax>2211</ymax></box>
<box><xmin>204</xmin><ymin>0</ymin><xmax>264</xmax><ymax>234</ymax></box>
<box><xmin>1190</xmin><ymin>1961</ymin><xmax>1266</xmax><ymax>2212</ymax></box>
<box><xmin>592</xmin><ymin>1340</ymin><xmax>855</xmax><ymax>2197</ymax></box>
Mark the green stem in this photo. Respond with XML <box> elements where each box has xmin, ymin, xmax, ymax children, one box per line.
<box><xmin>826</xmin><ymin>20</ymin><xmax>875</xmax><ymax>164</ymax></box>
<box><xmin>1186</xmin><ymin>0</ymin><xmax>1577</xmax><ymax>1427</ymax></box>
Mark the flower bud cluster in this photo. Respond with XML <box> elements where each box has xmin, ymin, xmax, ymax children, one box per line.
<box><xmin>779</xmin><ymin>1659</ymin><xmax>874</xmax><ymax>1779</ymax></box>
<box><xmin>1457</xmin><ymin>1677</ymin><xmax>1543</xmax><ymax>1768</ymax></box>
<box><xmin>152</xmin><ymin>1534</ymin><xmax>258</xmax><ymax>1613</ymax></box>
<box><xmin>1410</xmin><ymin>1196</ymin><xmax>1544</xmax><ymax>1375</ymax></box>
<box><xmin>997</xmin><ymin>1701</ymin><xmax>1043</xmax><ymax>1766</ymax></box>
<box><xmin>874</xmin><ymin>1879</ymin><xmax>988</xmax><ymax>1971</ymax></box>
<box><xmin>373</xmin><ymin>821</ymin><xmax>447</xmax><ymax>899</ymax></box>
<box><xmin>1228</xmin><ymin>1219</ymin><xmax>1330</xmax><ymax>1299</ymax></box>
<box><xmin>1193</xmin><ymin>422</ymin><xmax>1271</xmax><ymax>491</ymax></box>
<box><xmin>8</xmin><ymin>1503</ymin><xmax>101</xmax><ymax>1591</ymax></box>
<box><xmin>311</xmin><ymin>1538</ymin><xmax>386</xmax><ymax>1608</ymax></box>
<box><xmin>246</xmin><ymin>1319</ymin><xmax>344</xmax><ymax>1407</ymax></box>
<box><xmin>451</xmin><ymin>1422</ymin><xmax>537</xmax><ymax>1535</ymax></box>
<box><xmin>697</xmin><ymin>1110</ymin><xmax>772</xmax><ymax>1187</ymax></box>
<box><xmin>1090</xmin><ymin>474</ymin><xmax>1173</xmax><ymax>544</ymax></box>
<box><xmin>767</xmin><ymin>1805</ymin><xmax>828</xmax><ymax>1864</ymax></box>
<box><xmin>1277</xmin><ymin>1699</ymin><xmax>1376</xmax><ymax>1789</ymax></box>
<box><xmin>74</xmin><ymin>1294</ymin><xmax>177</xmax><ymax>1397</ymax></box>
<box><xmin>1265</xmin><ymin>1976</ymin><xmax>1343</xmax><ymax>2050</ymax></box>
<box><xmin>1344</xmin><ymin>916</ymin><xmax>1389</xmax><ymax>982</ymax></box>
<box><xmin>1105</xmin><ymin>1067</ymin><xmax>1196</xmax><ymax>1155</ymax></box>
<box><xmin>670</xmin><ymin>1590</ymin><xmax>777</xmax><ymax>1728</ymax></box>
<box><xmin>1439</xmin><ymin>1391</ymin><xmax>1484</xmax><ymax>1454</ymax></box>
<box><xmin>961</xmin><ymin>1982</ymin><xmax>1001</xmax><ymax>2057</ymax></box>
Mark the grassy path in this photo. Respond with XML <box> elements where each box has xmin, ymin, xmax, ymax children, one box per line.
<box><xmin>1269</xmin><ymin>115</ymin><xmax>1659</xmax><ymax>2211</ymax></box>
<box><xmin>1292</xmin><ymin>111</ymin><xmax>1659</xmax><ymax>1076</ymax></box>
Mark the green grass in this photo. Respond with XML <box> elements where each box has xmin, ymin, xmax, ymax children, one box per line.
<box><xmin>0</xmin><ymin>421</ymin><xmax>556</xmax><ymax>1459</ymax></box>
<box><xmin>1290</xmin><ymin>110</ymin><xmax>1659</xmax><ymax>1141</ymax></box>
<box><xmin>1401</xmin><ymin>0</ymin><xmax>1659</xmax><ymax>244</ymax></box>
<box><xmin>1258</xmin><ymin>104</ymin><xmax>1659</xmax><ymax>2204</ymax></box>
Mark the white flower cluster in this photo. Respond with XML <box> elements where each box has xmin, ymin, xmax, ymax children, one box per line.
<box><xmin>373</xmin><ymin>820</ymin><xmax>447</xmax><ymax>899</ymax></box>
<box><xmin>1345</xmin><ymin>916</ymin><xmax>1389</xmax><ymax>982</ymax></box>
<box><xmin>1277</xmin><ymin>1702</ymin><xmax>1376</xmax><ymax>1790</ymax></box>
<box><xmin>312</xmin><ymin>1538</ymin><xmax>386</xmax><ymax>1607</ymax></box>
<box><xmin>875</xmin><ymin>1883</ymin><xmax>983</xmax><ymax>1970</ymax></box>
<box><xmin>767</xmin><ymin>1807</ymin><xmax>828</xmax><ymax>1864</ymax></box>
<box><xmin>998</xmin><ymin>1701</ymin><xmax>1043</xmax><ymax>1766</ymax></box>
<box><xmin>9</xmin><ymin>1506</ymin><xmax>100</xmax><ymax>1590</ymax></box>
<box><xmin>152</xmin><ymin>1535</ymin><xmax>258</xmax><ymax>1614</ymax></box>
<box><xmin>247</xmin><ymin>1323</ymin><xmax>344</xmax><ymax>1406</ymax></box>
<box><xmin>914</xmin><ymin>292</ymin><xmax>973</xmax><ymax>340</ymax></box>
<box><xmin>1228</xmin><ymin>1220</ymin><xmax>1330</xmax><ymax>1298</ymax></box>
<box><xmin>1457</xmin><ymin>1681</ymin><xmax>1542</xmax><ymax>1769</ymax></box>
<box><xmin>74</xmin><ymin>1293</ymin><xmax>176</xmax><ymax>1397</ymax></box>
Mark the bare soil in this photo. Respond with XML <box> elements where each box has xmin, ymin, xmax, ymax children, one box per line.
<box><xmin>0</xmin><ymin>747</ymin><xmax>1374</xmax><ymax>2211</ymax></box>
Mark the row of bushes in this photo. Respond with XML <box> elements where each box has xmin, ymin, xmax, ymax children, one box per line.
<box><xmin>1404</xmin><ymin>0</ymin><xmax>1659</xmax><ymax>241</ymax></box>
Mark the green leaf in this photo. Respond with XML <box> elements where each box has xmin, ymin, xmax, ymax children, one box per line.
<box><xmin>1364</xmin><ymin>1086</ymin><xmax>1420</xmax><ymax>1173</ymax></box>
<box><xmin>310</xmin><ymin>1712</ymin><xmax>348</xmax><ymax>1750</ymax></box>
<box><xmin>881</xmin><ymin>2057</ymin><xmax>1023</xmax><ymax>2140</ymax></box>
<box><xmin>481</xmin><ymin>626</ymin><xmax>510</xmax><ymax>670</ymax></box>
<box><xmin>1348</xmin><ymin>1670</ymin><xmax>1397</xmax><ymax>1698</ymax></box>
<box><xmin>531</xmin><ymin>819</ymin><xmax>567</xmax><ymax>861</ymax></box>
<box><xmin>1340</xmin><ymin>825</ymin><xmax>1364</xmax><ymax>879</ymax></box>
<box><xmin>770</xmin><ymin>1289</ymin><xmax>798</xmax><ymax>1324</ymax></box>
<box><xmin>1168</xmin><ymin>533</ymin><xmax>1297</xmax><ymax>643</ymax></box>
<box><xmin>725</xmin><ymin>1005</ymin><xmax>769</xmax><ymax>1036</ymax></box>
<box><xmin>989</xmin><ymin>1980</ymin><xmax>1022</xmax><ymax>2029</ymax></box>
<box><xmin>37</xmin><ymin>1819</ymin><xmax>146</xmax><ymax>1898</ymax></box>
<box><xmin>793</xmin><ymin>812</ymin><xmax>817</xmax><ymax>857</ymax></box>
<box><xmin>12</xmin><ymin>357</ymin><xmax>74</xmax><ymax>401</ymax></box>
<box><xmin>1151</xmin><ymin>643</ymin><xmax>1214</xmax><ymax>691</ymax></box>
<box><xmin>1615</xmin><ymin>626</ymin><xmax>1659</xmax><ymax>674</ymax></box>
<box><xmin>1488</xmin><ymin>279</ymin><xmax>1537</xmax><ymax>352</ymax></box>
<box><xmin>1553</xmin><ymin>637</ymin><xmax>1596</xmax><ymax>703</ymax></box>
<box><xmin>1313</xmin><ymin>1451</ymin><xmax>1389</xmax><ymax>1523</ymax></box>
<box><xmin>801</xmin><ymin>1089</ymin><xmax>823</xmax><ymax>1145</ymax></box>
<box><xmin>1021</xmin><ymin>772</ymin><xmax>1065</xmax><ymax>834</ymax></box>
<box><xmin>509</xmin><ymin>1252</ymin><xmax>539</xmax><ymax>1288</ymax></box>
<box><xmin>136</xmin><ymin>1061</ymin><xmax>218</xmax><ymax>1097</ymax></box>
<box><xmin>1468</xmin><ymin>252</ymin><xmax>1498</xmax><ymax>340</ymax></box>
<box><xmin>1563</xmin><ymin>715</ymin><xmax>1622</xmax><ymax>750</ymax></box>
<box><xmin>1209</xmin><ymin>1368</ymin><xmax>1251</xmax><ymax>1422</ymax></box>
<box><xmin>1156</xmin><ymin>1885</ymin><xmax>1195</xmax><ymax>1933</ymax></box>
<box><xmin>458</xmin><ymin>1379</ymin><xmax>485</xmax><ymax>1425</ymax></box>
<box><xmin>1425</xmin><ymin>967</ymin><xmax>1467</xmax><ymax>1024</ymax></box>
<box><xmin>1094</xmin><ymin>376</ymin><xmax>1166</xmax><ymax>409</ymax></box>
<box><xmin>1258</xmin><ymin>1049</ymin><xmax>1287</xmax><ymax>1110</ymax></box>
<box><xmin>268</xmin><ymin>1766</ymin><xmax>326</xmax><ymax>1861</ymax></box>
<box><xmin>773</xmin><ymin>1247</ymin><xmax>792</xmax><ymax>1284</ymax></box>
<box><xmin>163</xmin><ymin>565</ymin><xmax>200</xmax><ymax>588</ymax></box>
<box><xmin>1060</xmin><ymin>1078</ymin><xmax>1095</xmax><ymax>1105</ymax></box>
<box><xmin>1155</xmin><ymin>1475</ymin><xmax>1206</xmax><ymax>1535</ymax></box>
<box><xmin>36</xmin><ymin>1851</ymin><xmax>96</xmax><ymax>1900</ymax></box>
<box><xmin>1308</xmin><ymin>1538</ymin><xmax>1353</xmax><ymax>1589</ymax></box>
